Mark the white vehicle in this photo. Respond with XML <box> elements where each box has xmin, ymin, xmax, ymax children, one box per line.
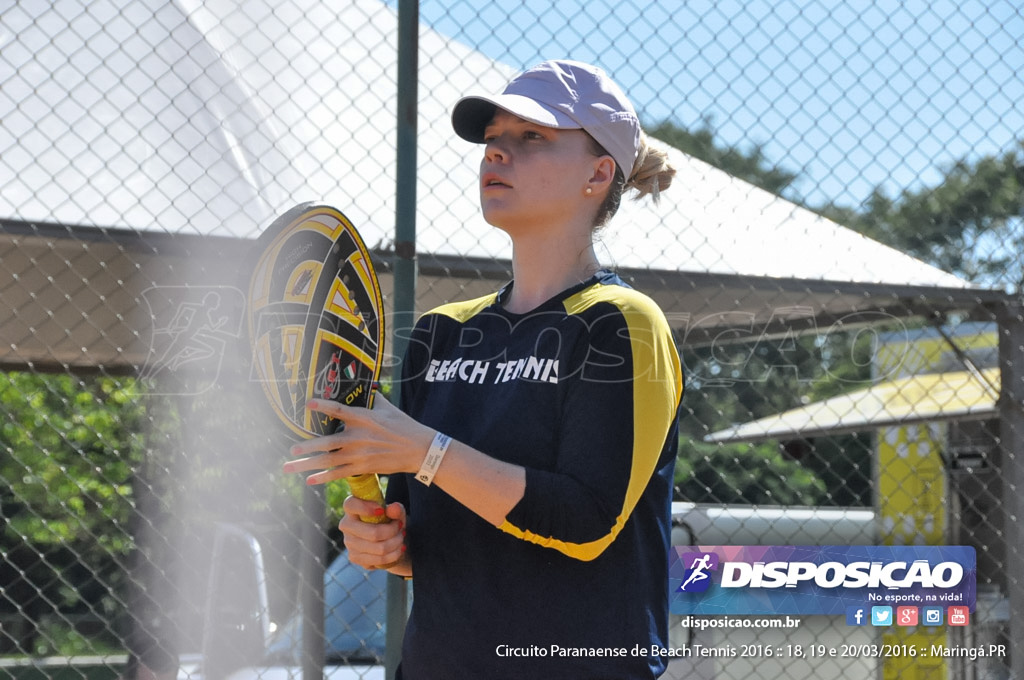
<box><xmin>664</xmin><ymin>503</ymin><xmax>878</xmax><ymax>680</ymax></box>
<box><xmin>183</xmin><ymin>504</ymin><xmax>876</xmax><ymax>679</ymax></box>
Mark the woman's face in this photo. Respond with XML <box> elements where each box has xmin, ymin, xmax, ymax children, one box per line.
<box><xmin>478</xmin><ymin>109</ymin><xmax>606</xmax><ymax>234</ymax></box>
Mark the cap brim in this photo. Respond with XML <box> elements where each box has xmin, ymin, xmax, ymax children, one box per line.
<box><xmin>452</xmin><ymin>93</ymin><xmax>580</xmax><ymax>143</ymax></box>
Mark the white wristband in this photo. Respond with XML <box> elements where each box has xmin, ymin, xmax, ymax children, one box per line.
<box><xmin>416</xmin><ymin>431</ymin><xmax>452</xmax><ymax>486</ymax></box>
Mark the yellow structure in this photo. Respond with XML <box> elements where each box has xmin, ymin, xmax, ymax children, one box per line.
<box><xmin>705</xmin><ymin>324</ymin><xmax>998</xmax><ymax>679</ymax></box>
<box><xmin>876</xmin><ymin>327</ymin><xmax>996</xmax><ymax>680</ymax></box>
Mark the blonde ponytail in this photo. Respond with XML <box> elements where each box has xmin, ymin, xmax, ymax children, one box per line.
<box><xmin>588</xmin><ymin>131</ymin><xmax>676</xmax><ymax>228</ymax></box>
<box><xmin>627</xmin><ymin>133</ymin><xmax>676</xmax><ymax>203</ymax></box>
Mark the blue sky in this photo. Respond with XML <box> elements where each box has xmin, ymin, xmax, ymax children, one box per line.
<box><xmin>394</xmin><ymin>0</ymin><xmax>1023</xmax><ymax>209</ymax></box>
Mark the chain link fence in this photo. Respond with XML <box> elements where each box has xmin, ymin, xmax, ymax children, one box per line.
<box><xmin>2</xmin><ymin>1</ymin><xmax>1022</xmax><ymax>679</ymax></box>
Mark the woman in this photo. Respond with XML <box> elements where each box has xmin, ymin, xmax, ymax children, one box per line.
<box><xmin>285</xmin><ymin>59</ymin><xmax>683</xmax><ymax>679</ymax></box>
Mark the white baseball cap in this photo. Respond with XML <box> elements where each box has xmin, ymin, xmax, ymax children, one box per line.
<box><xmin>452</xmin><ymin>60</ymin><xmax>641</xmax><ymax>179</ymax></box>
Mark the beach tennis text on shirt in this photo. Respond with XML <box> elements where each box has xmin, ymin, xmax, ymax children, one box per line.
<box><xmin>669</xmin><ymin>546</ymin><xmax>976</xmax><ymax>616</ymax></box>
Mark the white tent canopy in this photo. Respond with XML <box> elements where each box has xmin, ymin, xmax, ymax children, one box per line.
<box><xmin>705</xmin><ymin>367</ymin><xmax>1000</xmax><ymax>444</ymax></box>
<box><xmin>1</xmin><ymin>0</ymin><xmax>970</xmax><ymax>288</ymax></box>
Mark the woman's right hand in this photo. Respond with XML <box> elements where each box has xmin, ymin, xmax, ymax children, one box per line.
<box><xmin>339</xmin><ymin>496</ymin><xmax>411</xmax><ymax>576</ymax></box>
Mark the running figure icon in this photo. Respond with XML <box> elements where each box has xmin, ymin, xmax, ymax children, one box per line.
<box><xmin>680</xmin><ymin>553</ymin><xmax>715</xmax><ymax>592</ymax></box>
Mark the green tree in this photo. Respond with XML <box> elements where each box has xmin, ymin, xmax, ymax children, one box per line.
<box><xmin>819</xmin><ymin>143</ymin><xmax>1024</xmax><ymax>289</ymax></box>
<box><xmin>649</xmin><ymin>117</ymin><xmax>872</xmax><ymax>507</ymax></box>
<box><xmin>648</xmin><ymin>117</ymin><xmax>800</xmax><ymax>197</ymax></box>
<box><xmin>653</xmin><ymin>117</ymin><xmax>1022</xmax><ymax>507</ymax></box>
<box><xmin>648</xmin><ymin>118</ymin><xmax>961</xmax><ymax>507</ymax></box>
<box><xmin>0</xmin><ymin>372</ymin><xmax>163</xmax><ymax>654</ymax></box>
<box><xmin>676</xmin><ymin>330</ymin><xmax>874</xmax><ymax>506</ymax></box>
<box><xmin>0</xmin><ymin>366</ymin><xmax>309</xmax><ymax>656</ymax></box>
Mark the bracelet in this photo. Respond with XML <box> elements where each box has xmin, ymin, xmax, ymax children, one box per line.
<box><xmin>415</xmin><ymin>431</ymin><xmax>452</xmax><ymax>486</ymax></box>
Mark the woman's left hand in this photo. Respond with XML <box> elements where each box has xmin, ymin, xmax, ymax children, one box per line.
<box><xmin>282</xmin><ymin>396</ymin><xmax>435</xmax><ymax>485</ymax></box>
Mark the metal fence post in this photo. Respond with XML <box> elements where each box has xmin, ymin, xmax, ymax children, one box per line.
<box><xmin>996</xmin><ymin>301</ymin><xmax>1024</xmax><ymax>680</ymax></box>
<box><xmin>301</xmin><ymin>486</ymin><xmax>326</xmax><ymax>680</ymax></box>
<box><xmin>385</xmin><ymin>1</ymin><xmax>419</xmax><ymax>678</ymax></box>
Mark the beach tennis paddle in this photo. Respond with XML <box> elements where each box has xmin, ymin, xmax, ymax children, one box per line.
<box><xmin>246</xmin><ymin>202</ymin><xmax>390</xmax><ymax>524</ymax></box>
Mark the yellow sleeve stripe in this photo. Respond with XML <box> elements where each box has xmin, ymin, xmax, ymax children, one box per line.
<box><xmin>499</xmin><ymin>284</ymin><xmax>683</xmax><ymax>561</ymax></box>
<box><xmin>497</xmin><ymin>519</ymin><xmax>616</xmax><ymax>561</ymax></box>
<box><xmin>426</xmin><ymin>292</ymin><xmax>498</xmax><ymax>322</ymax></box>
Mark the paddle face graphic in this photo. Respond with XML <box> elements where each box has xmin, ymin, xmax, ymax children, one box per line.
<box><xmin>247</xmin><ymin>203</ymin><xmax>385</xmax><ymax>440</ymax></box>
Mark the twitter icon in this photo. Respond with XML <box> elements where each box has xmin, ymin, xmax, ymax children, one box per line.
<box><xmin>871</xmin><ymin>606</ymin><xmax>893</xmax><ymax>626</ymax></box>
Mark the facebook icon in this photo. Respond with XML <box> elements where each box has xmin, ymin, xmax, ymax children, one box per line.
<box><xmin>846</xmin><ymin>606</ymin><xmax>867</xmax><ymax>626</ymax></box>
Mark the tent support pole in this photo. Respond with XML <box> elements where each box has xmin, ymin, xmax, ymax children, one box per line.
<box><xmin>928</xmin><ymin>317</ymin><xmax>1001</xmax><ymax>401</ymax></box>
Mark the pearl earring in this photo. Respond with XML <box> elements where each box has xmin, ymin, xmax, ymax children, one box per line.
<box><xmin>585</xmin><ymin>187</ymin><xmax>593</xmax><ymax>195</ymax></box>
